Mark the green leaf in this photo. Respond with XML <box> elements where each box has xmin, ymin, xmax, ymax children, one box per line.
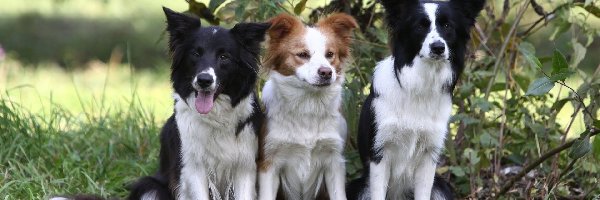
<box><xmin>526</xmin><ymin>77</ymin><xmax>555</xmax><ymax>96</ymax></box>
<box><xmin>550</xmin><ymin>20</ymin><xmax>571</xmax><ymax>41</ymax></box>
<box><xmin>548</xmin><ymin>68</ymin><xmax>575</xmax><ymax>82</ymax></box>
<box><xmin>449</xmin><ymin>166</ymin><xmax>466</xmax><ymax>177</ymax></box>
<box><xmin>188</xmin><ymin>0</ymin><xmax>220</xmax><ymax>25</ymax></box>
<box><xmin>294</xmin><ymin>0</ymin><xmax>308</xmax><ymax>15</ymax></box>
<box><xmin>550</xmin><ymin>98</ymin><xmax>572</xmax><ymax>113</ymax></box>
<box><xmin>450</xmin><ymin>113</ymin><xmax>480</xmax><ymax>125</ymax></box>
<box><xmin>551</xmin><ymin>50</ymin><xmax>568</xmax><ymax>75</ymax></box>
<box><xmin>582</xmin><ymin>4</ymin><xmax>600</xmax><ymax>18</ymax></box>
<box><xmin>519</xmin><ymin>43</ymin><xmax>541</xmax><ymax>69</ymax></box>
<box><xmin>569</xmin><ymin>135</ymin><xmax>591</xmax><ymax>159</ymax></box>
<box><xmin>514</xmin><ymin>73</ymin><xmax>532</xmax><ymax>92</ymax></box>
<box><xmin>473</xmin><ymin>98</ymin><xmax>493</xmax><ymax>112</ymax></box>
<box><xmin>463</xmin><ymin>148</ymin><xmax>480</xmax><ymax>165</ymax></box>
<box><xmin>593</xmin><ymin>134</ymin><xmax>600</xmax><ymax>160</ymax></box>
<box><xmin>570</xmin><ymin>41</ymin><xmax>587</xmax><ymax>68</ymax></box>
<box><xmin>208</xmin><ymin>0</ymin><xmax>226</xmax><ymax>12</ymax></box>
<box><xmin>479</xmin><ymin>132</ymin><xmax>498</xmax><ymax>147</ymax></box>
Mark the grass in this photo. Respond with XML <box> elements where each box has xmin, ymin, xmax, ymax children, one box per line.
<box><xmin>0</xmin><ymin>98</ymin><xmax>160</xmax><ymax>199</ymax></box>
<box><xmin>0</xmin><ymin>60</ymin><xmax>170</xmax><ymax>199</ymax></box>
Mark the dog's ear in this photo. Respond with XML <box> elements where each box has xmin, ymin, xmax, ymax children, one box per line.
<box><xmin>317</xmin><ymin>13</ymin><xmax>358</xmax><ymax>45</ymax></box>
<box><xmin>163</xmin><ymin>7</ymin><xmax>201</xmax><ymax>36</ymax></box>
<box><xmin>450</xmin><ymin>0</ymin><xmax>486</xmax><ymax>26</ymax></box>
<box><xmin>267</xmin><ymin>14</ymin><xmax>303</xmax><ymax>41</ymax></box>
<box><xmin>230</xmin><ymin>23</ymin><xmax>271</xmax><ymax>54</ymax></box>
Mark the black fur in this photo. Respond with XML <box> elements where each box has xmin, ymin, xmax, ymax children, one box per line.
<box><xmin>349</xmin><ymin>0</ymin><xmax>485</xmax><ymax>199</ymax></box>
<box><xmin>127</xmin><ymin>7</ymin><xmax>269</xmax><ymax>200</ymax></box>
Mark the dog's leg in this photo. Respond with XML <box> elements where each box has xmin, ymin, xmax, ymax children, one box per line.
<box><xmin>413</xmin><ymin>157</ymin><xmax>436</xmax><ymax>200</ymax></box>
<box><xmin>369</xmin><ymin>160</ymin><xmax>389</xmax><ymax>200</ymax></box>
<box><xmin>258</xmin><ymin>166</ymin><xmax>279</xmax><ymax>200</ymax></box>
<box><xmin>180</xmin><ymin>166</ymin><xmax>210</xmax><ymax>200</ymax></box>
<box><xmin>325</xmin><ymin>156</ymin><xmax>347</xmax><ymax>200</ymax></box>
<box><xmin>235</xmin><ymin>167</ymin><xmax>257</xmax><ymax>200</ymax></box>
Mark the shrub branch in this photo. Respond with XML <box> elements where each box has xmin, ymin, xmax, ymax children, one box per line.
<box><xmin>496</xmin><ymin>127</ymin><xmax>599</xmax><ymax>197</ymax></box>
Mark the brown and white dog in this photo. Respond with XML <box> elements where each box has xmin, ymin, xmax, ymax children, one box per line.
<box><xmin>258</xmin><ymin>13</ymin><xmax>357</xmax><ymax>200</ymax></box>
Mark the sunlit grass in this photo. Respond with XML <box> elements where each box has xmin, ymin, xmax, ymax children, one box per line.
<box><xmin>0</xmin><ymin>59</ymin><xmax>173</xmax><ymax>120</ymax></box>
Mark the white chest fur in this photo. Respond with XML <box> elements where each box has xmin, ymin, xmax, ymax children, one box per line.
<box><xmin>260</xmin><ymin>72</ymin><xmax>348</xmax><ymax>199</ymax></box>
<box><xmin>371</xmin><ymin>57</ymin><xmax>452</xmax><ymax>186</ymax></box>
<box><xmin>174</xmin><ymin>94</ymin><xmax>257</xmax><ymax>200</ymax></box>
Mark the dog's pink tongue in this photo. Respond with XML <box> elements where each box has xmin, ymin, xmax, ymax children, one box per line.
<box><xmin>195</xmin><ymin>91</ymin><xmax>215</xmax><ymax>114</ymax></box>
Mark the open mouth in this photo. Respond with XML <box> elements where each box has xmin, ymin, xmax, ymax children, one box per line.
<box><xmin>194</xmin><ymin>86</ymin><xmax>222</xmax><ymax>114</ymax></box>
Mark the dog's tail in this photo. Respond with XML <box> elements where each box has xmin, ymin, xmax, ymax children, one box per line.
<box><xmin>431</xmin><ymin>175</ymin><xmax>454</xmax><ymax>200</ymax></box>
<box><xmin>49</xmin><ymin>195</ymin><xmax>117</xmax><ymax>200</ymax></box>
<box><xmin>127</xmin><ymin>176</ymin><xmax>173</xmax><ymax>200</ymax></box>
<box><xmin>346</xmin><ymin>175</ymin><xmax>368</xmax><ymax>200</ymax></box>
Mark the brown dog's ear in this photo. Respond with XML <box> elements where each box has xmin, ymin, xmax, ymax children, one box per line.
<box><xmin>317</xmin><ymin>13</ymin><xmax>358</xmax><ymax>44</ymax></box>
<box><xmin>267</xmin><ymin>14</ymin><xmax>303</xmax><ymax>40</ymax></box>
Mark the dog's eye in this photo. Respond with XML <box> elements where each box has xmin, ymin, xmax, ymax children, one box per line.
<box><xmin>192</xmin><ymin>49</ymin><xmax>202</xmax><ymax>57</ymax></box>
<box><xmin>443</xmin><ymin>23</ymin><xmax>452</xmax><ymax>29</ymax></box>
<box><xmin>219</xmin><ymin>54</ymin><xmax>229</xmax><ymax>61</ymax></box>
<box><xmin>326</xmin><ymin>51</ymin><xmax>334</xmax><ymax>59</ymax></box>
<box><xmin>296</xmin><ymin>51</ymin><xmax>310</xmax><ymax>59</ymax></box>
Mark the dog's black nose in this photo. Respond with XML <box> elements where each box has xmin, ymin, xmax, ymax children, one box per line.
<box><xmin>430</xmin><ymin>41</ymin><xmax>445</xmax><ymax>55</ymax></box>
<box><xmin>196</xmin><ymin>74</ymin><xmax>214</xmax><ymax>88</ymax></box>
<box><xmin>318</xmin><ymin>67</ymin><xmax>333</xmax><ymax>80</ymax></box>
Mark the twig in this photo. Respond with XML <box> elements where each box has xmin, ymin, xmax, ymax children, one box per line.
<box><xmin>484</xmin><ymin>0</ymin><xmax>530</xmax><ymax>100</ymax></box>
<box><xmin>548</xmin><ymin>103</ymin><xmax>581</xmax><ymax>189</ymax></box>
<box><xmin>496</xmin><ymin>128</ymin><xmax>599</xmax><ymax>197</ymax></box>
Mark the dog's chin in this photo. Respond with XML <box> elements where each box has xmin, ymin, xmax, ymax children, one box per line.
<box><xmin>302</xmin><ymin>78</ymin><xmax>333</xmax><ymax>88</ymax></box>
<box><xmin>311</xmin><ymin>82</ymin><xmax>332</xmax><ymax>87</ymax></box>
<box><xmin>423</xmin><ymin>54</ymin><xmax>449</xmax><ymax>62</ymax></box>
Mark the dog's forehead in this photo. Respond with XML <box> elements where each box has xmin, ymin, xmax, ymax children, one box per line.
<box><xmin>193</xmin><ymin>26</ymin><xmax>235</xmax><ymax>47</ymax></box>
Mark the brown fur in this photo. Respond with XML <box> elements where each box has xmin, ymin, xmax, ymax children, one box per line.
<box><xmin>264</xmin><ymin>13</ymin><xmax>357</xmax><ymax>77</ymax></box>
<box><xmin>316</xmin><ymin>13</ymin><xmax>358</xmax><ymax>74</ymax></box>
<box><xmin>264</xmin><ymin>14</ymin><xmax>307</xmax><ymax>76</ymax></box>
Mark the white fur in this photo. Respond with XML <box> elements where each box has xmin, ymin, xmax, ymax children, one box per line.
<box><xmin>420</xmin><ymin>4</ymin><xmax>449</xmax><ymax>60</ymax></box>
<box><xmin>140</xmin><ymin>190</ymin><xmax>158</xmax><ymax>200</ymax></box>
<box><xmin>365</xmin><ymin>4</ymin><xmax>454</xmax><ymax>200</ymax></box>
<box><xmin>367</xmin><ymin>52</ymin><xmax>452</xmax><ymax>200</ymax></box>
<box><xmin>259</xmin><ymin>26</ymin><xmax>347</xmax><ymax>200</ymax></box>
<box><xmin>193</xmin><ymin>67</ymin><xmax>218</xmax><ymax>91</ymax></box>
<box><xmin>294</xmin><ymin>27</ymin><xmax>338</xmax><ymax>86</ymax></box>
<box><xmin>175</xmin><ymin>93</ymin><xmax>257</xmax><ymax>200</ymax></box>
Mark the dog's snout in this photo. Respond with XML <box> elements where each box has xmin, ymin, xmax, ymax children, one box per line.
<box><xmin>318</xmin><ymin>67</ymin><xmax>333</xmax><ymax>80</ymax></box>
<box><xmin>430</xmin><ymin>41</ymin><xmax>445</xmax><ymax>55</ymax></box>
<box><xmin>196</xmin><ymin>74</ymin><xmax>214</xmax><ymax>88</ymax></box>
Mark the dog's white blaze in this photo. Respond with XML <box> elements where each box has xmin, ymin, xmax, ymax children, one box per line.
<box><xmin>294</xmin><ymin>27</ymin><xmax>337</xmax><ymax>86</ymax></box>
<box><xmin>192</xmin><ymin>67</ymin><xmax>217</xmax><ymax>91</ymax></box>
<box><xmin>370</xmin><ymin>56</ymin><xmax>452</xmax><ymax>200</ymax></box>
<box><xmin>174</xmin><ymin>94</ymin><xmax>257</xmax><ymax>200</ymax></box>
<box><xmin>259</xmin><ymin>27</ymin><xmax>347</xmax><ymax>199</ymax></box>
<box><xmin>420</xmin><ymin>3</ymin><xmax>449</xmax><ymax>60</ymax></box>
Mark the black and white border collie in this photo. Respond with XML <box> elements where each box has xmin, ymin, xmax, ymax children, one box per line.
<box><xmin>128</xmin><ymin>7</ymin><xmax>269</xmax><ymax>200</ymax></box>
<box><xmin>258</xmin><ymin>13</ymin><xmax>358</xmax><ymax>200</ymax></box>
<box><xmin>348</xmin><ymin>0</ymin><xmax>485</xmax><ymax>199</ymax></box>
